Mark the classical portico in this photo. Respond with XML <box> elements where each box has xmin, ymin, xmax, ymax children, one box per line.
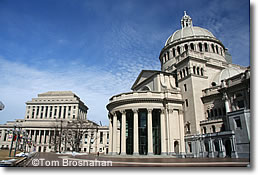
<box><xmin>107</xmin><ymin>89</ymin><xmax>186</xmax><ymax>157</ymax></box>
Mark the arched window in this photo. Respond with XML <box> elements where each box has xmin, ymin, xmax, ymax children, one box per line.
<box><xmin>193</xmin><ymin>66</ymin><xmax>196</xmax><ymax>74</ymax></box>
<box><xmin>186</xmin><ymin>123</ymin><xmax>191</xmax><ymax>133</ymax></box>
<box><xmin>204</xmin><ymin>43</ymin><xmax>208</xmax><ymax>52</ymax></box>
<box><xmin>216</xmin><ymin>45</ymin><xmax>219</xmax><ymax>54</ymax></box>
<box><xmin>167</xmin><ymin>51</ymin><xmax>170</xmax><ymax>60</ymax></box>
<box><xmin>211</xmin><ymin>44</ymin><xmax>215</xmax><ymax>53</ymax></box>
<box><xmin>177</xmin><ymin>46</ymin><xmax>181</xmax><ymax>55</ymax></box>
<box><xmin>212</xmin><ymin>125</ymin><xmax>216</xmax><ymax>133</ymax></box>
<box><xmin>200</xmin><ymin>68</ymin><xmax>204</xmax><ymax>76</ymax></box>
<box><xmin>220</xmin><ymin>48</ymin><xmax>223</xmax><ymax>55</ymax></box>
<box><xmin>186</xmin><ymin>67</ymin><xmax>189</xmax><ymax>75</ymax></box>
<box><xmin>173</xmin><ymin>48</ymin><xmax>176</xmax><ymax>57</ymax></box>
<box><xmin>183</xmin><ymin>69</ymin><xmax>186</xmax><ymax>77</ymax></box>
<box><xmin>184</xmin><ymin>44</ymin><xmax>188</xmax><ymax>51</ymax></box>
<box><xmin>190</xmin><ymin>43</ymin><xmax>194</xmax><ymax>50</ymax></box>
<box><xmin>203</xmin><ymin>127</ymin><xmax>207</xmax><ymax>134</ymax></box>
<box><xmin>180</xmin><ymin>71</ymin><xmax>183</xmax><ymax>79</ymax></box>
<box><xmin>197</xmin><ymin>67</ymin><xmax>200</xmax><ymax>75</ymax></box>
<box><xmin>174</xmin><ymin>141</ymin><xmax>179</xmax><ymax>154</ymax></box>
<box><xmin>141</xmin><ymin>86</ymin><xmax>150</xmax><ymax>91</ymax></box>
<box><xmin>199</xmin><ymin>43</ymin><xmax>203</xmax><ymax>52</ymax></box>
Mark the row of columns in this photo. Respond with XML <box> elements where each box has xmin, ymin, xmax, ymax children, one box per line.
<box><xmin>108</xmin><ymin>108</ymin><xmax>185</xmax><ymax>156</ymax></box>
<box><xmin>27</xmin><ymin>105</ymin><xmax>86</xmax><ymax>120</ymax></box>
<box><xmin>188</xmin><ymin>135</ymin><xmax>238</xmax><ymax>158</ymax></box>
<box><xmin>162</xmin><ymin>42</ymin><xmax>225</xmax><ymax>64</ymax></box>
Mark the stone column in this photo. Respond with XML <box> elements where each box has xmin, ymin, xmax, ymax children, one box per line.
<box><xmin>112</xmin><ymin>112</ymin><xmax>118</xmax><ymax>155</ymax></box>
<box><xmin>133</xmin><ymin>109</ymin><xmax>139</xmax><ymax>155</ymax></box>
<box><xmin>166</xmin><ymin>108</ymin><xmax>172</xmax><ymax>155</ymax></box>
<box><xmin>37</xmin><ymin>130</ymin><xmax>40</xmax><ymax>144</ymax></box>
<box><xmin>47</xmin><ymin>106</ymin><xmax>51</xmax><ymax>119</ymax></box>
<box><xmin>43</xmin><ymin>106</ymin><xmax>47</xmax><ymax>119</ymax></box>
<box><xmin>218</xmin><ymin>138</ymin><xmax>226</xmax><ymax>158</ymax></box>
<box><xmin>121</xmin><ymin>110</ymin><xmax>126</xmax><ymax>155</ymax></box>
<box><xmin>199</xmin><ymin>139</ymin><xmax>205</xmax><ymax>158</ymax></box>
<box><xmin>60</xmin><ymin>106</ymin><xmax>64</xmax><ymax>119</ymax></box>
<box><xmin>178</xmin><ymin>110</ymin><xmax>186</xmax><ymax>157</ymax></box>
<box><xmin>208</xmin><ymin>137</ymin><xmax>215</xmax><ymax>158</ymax></box>
<box><xmin>37</xmin><ymin>106</ymin><xmax>41</xmax><ymax>118</ymax></box>
<box><xmin>160</xmin><ymin>109</ymin><xmax>167</xmax><ymax>155</ymax></box>
<box><xmin>230</xmin><ymin>135</ymin><xmax>238</xmax><ymax>158</ymax></box>
<box><xmin>223</xmin><ymin>93</ymin><xmax>231</xmax><ymax>113</ymax></box>
<box><xmin>65</xmin><ymin>106</ymin><xmax>69</xmax><ymax>119</ymax></box>
<box><xmin>0</xmin><ymin>130</ymin><xmax>5</xmax><ymax>141</ymax></box>
<box><xmin>28</xmin><ymin>106</ymin><xmax>33</xmax><ymax>119</ymax></box>
<box><xmin>147</xmin><ymin>108</ymin><xmax>153</xmax><ymax>155</ymax></box>
<box><xmin>108</xmin><ymin>116</ymin><xmax>113</xmax><ymax>155</ymax></box>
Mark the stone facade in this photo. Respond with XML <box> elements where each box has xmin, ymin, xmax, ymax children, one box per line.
<box><xmin>0</xmin><ymin>91</ymin><xmax>109</xmax><ymax>154</ymax></box>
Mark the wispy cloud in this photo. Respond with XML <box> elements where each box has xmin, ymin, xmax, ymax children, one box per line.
<box><xmin>0</xmin><ymin>56</ymin><xmax>133</xmax><ymax>125</ymax></box>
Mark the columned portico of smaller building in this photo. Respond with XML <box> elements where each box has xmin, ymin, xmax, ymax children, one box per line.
<box><xmin>106</xmin><ymin>91</ymin><xmax>186</xmax><ymax>157</ymax></box>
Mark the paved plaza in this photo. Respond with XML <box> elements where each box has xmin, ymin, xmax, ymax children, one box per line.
<box><xmin>22</xmin><ymin>152</ymin><xmax>250</xmax><ymax>167</ymax></box>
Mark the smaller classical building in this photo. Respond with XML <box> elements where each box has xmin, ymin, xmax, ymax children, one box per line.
<box><xmin>0</xmin><ymin>91</ymin><xmax>109</xmax><ymax>154</ymax></box>
<box><xmin>106</xmin><ymin>71</ymin><xmax>186</xmax><ymax>157</ymax></box>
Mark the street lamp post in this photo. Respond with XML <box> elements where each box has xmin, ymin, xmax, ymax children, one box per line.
<box><xmin>8</xmin><ymin>125</ymin><xmax>16</xmax><ymax>157</ymax></box>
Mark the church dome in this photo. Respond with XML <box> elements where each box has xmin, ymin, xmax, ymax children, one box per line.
<box><xmin>165</xmin><ymin>26</ymin><xmax>216</xmax><ymax>46</ymax></box>
<box><xmin>165</xmin><ymin>11</ymin><xmax>217</xmax><ymax>46</ymax></box>
<box><xmin>212</xmin><ymin>67</ymin><xmax>244</xmax><ymax>86</ymax></box>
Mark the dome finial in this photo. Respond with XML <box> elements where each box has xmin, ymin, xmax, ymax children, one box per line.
<box><xmin>181</xmin><ymin>11</ymin><xmax>192</xmax><ymax>28</ymax></box>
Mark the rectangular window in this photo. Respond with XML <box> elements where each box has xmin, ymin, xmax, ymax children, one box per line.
<box><xmin>63</xmin><ymin>106</ymin><xmax>66</xmax><ymax>119</ymax></box>
<box><xmin>107</xmin><ymin>133</ymin><xmax>109</xmax><ymax>144</ymax></box>
<box><xmin>85</xmin><ymin>134</ymin><xmax>88</xmax><ymax>144</ymax></box>
<box><xmin>45</xmin><ymin>106</ymin><xmax>48</xmax><ymax>118</ymax></box>
<box><xmin>100</xmin><ymin>132</ymin><xmax>103</xmax><ymax>144</ymax></box>
<box><xmin>50</xmin><ymin>106</ymin><xmax>53</xmax><ymax>118</ymax></box>
<box><xmin>234</xmin><ymin>117</ymin><xmax>242</xmax><ymax>129</ymax></box>
<box><xmin>184</xmin><ymin>84</ymin><xmax>187</xmax><ymax>91</ymax></box>
<box><xmin>59</xmin><ymin>106</ymin><xmax>62</xmax><ymax>118</ymax></box>
<box><xmin>185</xmin><ymin>99</ymin><xmax>188</xmax><ymax>107</ymax></box>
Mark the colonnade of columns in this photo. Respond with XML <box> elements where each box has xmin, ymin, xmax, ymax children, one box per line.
<box><xmin>108</xmin><ymin>108</ymin><xmax>185</xmax><ymax>156</ymax></box>
<box><xmin>26</xmin><ymin>105</ymin><xmax>87</xmax><ymax>120</ymax></box>
<box><xmin>187</xmin><ymin>135</ymin><xmax>238</xmax><ymax>158</ymax></box>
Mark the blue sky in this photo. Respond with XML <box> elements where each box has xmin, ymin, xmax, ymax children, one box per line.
<box><xmin>0</xmin><ymin>0</ymin><xmax>250</xmax><ymax>125</ymax></box>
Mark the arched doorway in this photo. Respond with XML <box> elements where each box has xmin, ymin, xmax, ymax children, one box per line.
<box><xmin>225</xmin><ymin>140</ymin><xmax>232</xmax><ymax>157</ymax></box>
<box><xmin>174</xmin><ymin>141</ymin><xmax>179</xmax><ymax>154</ymax></box>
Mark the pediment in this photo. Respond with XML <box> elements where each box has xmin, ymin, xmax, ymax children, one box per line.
<box><xmin>131</xmin><ymin>70</ymin><xmax>159</xmax><ymax>90</ymax></box>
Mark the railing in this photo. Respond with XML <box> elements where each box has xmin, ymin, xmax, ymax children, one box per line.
<box><xmin>109</xmin><ymin>91</ymin><xmax>181</xmax><ymax>102</ymax></box>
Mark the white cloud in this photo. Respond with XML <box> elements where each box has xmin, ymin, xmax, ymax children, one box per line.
<box><xmin>0</xmin><ymin>56</ymin><xmax>139</xmax><ymax>125</ymax></box>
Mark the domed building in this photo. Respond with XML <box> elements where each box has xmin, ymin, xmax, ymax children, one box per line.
<box><xmin>107</xmin><ymin>12</ymin><xmax>250</xmax><ymax>158</ymax></box>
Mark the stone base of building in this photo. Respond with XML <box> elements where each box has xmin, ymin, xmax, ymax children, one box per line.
<box><xmin>147</xmin><ymin>152</ymin><xmax>154</xmax><ymax>156</ymax></box>
<box><xmin>231</xmin><ymin>151</ymin><xmax>238</xmax><ymax>158</ymax></box>
<box><xmin>133</xmin><ymin>152</ymin><xmax>139</xmax><ymax>156</ymax></box>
